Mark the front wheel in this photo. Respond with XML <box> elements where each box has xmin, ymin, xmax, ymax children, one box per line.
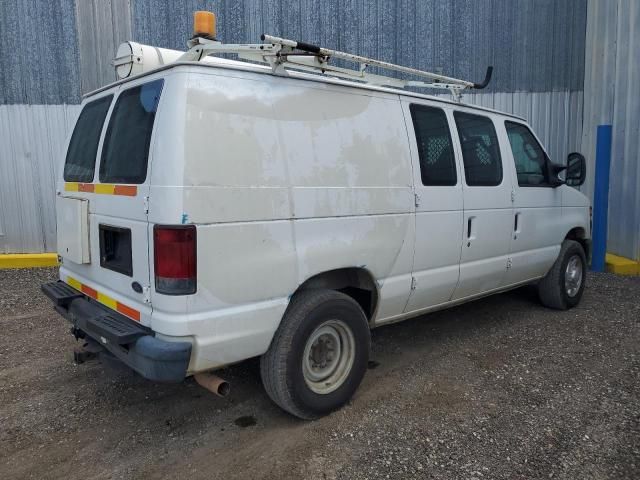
<box><xmin>538</xmin><ymin>239</ymin><xmax>587</xmax><ymax>310</ymax></box>
<box><xmin>260</xmin><ymin>289</ymin><xmax>370</xmax><ymax>419</ymax></box>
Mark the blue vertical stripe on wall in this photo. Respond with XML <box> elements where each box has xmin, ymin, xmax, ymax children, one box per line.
<box><xmin>591</xmin><ymin>125</ymin><xmax>613</xmax><ymax>271</ymax></box>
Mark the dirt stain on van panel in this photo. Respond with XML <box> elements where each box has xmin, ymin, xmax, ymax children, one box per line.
<box><xmin>271</xmin><ymin>83</ymin><xmax>372</xmax><ymax>122</ymax></box>
<box><xmin>184</xmin><ymin>77</ymin><xmax>287</xmax><ymax>188</ymax></box>
<box><xmin>197</xmin><ymin>221</ymin><xmax>297</xmax><ymax>305</ymax></box>
<box><xmin>294</xmin><ymin>214</ymin><xmax>411</xmax><ymax>286</ymax></box>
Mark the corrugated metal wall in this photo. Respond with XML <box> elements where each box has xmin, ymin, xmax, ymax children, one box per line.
<box><xmin>0</xmin><ymin>105</ymin><xmax>81</xmax><ymax>253</ymax></box>
<box><xmin>132</xmin><ymin>0</ymin><xmax>586</xmax><ymax>93</ymax></box>
<box><xmin>0</xmin><ymin>0</ymin><xmax>80</xmax><ymax>104</ymax></box>
<box><xmin>462</xmin><ymin>91</ymin><xmax>584</xmax><ymax>167</ymax></box>
<box><xmin>76</xmin><ymin>0</ymin><xmax>133</xmax><ymax>95</ymax></box>
<box><xmin>581</xmin><ymin>0</ymin><xmax>640</xmax><ymax>260</ymax></box>
<box><xmin>0</xmin><ymin>0</ymin><xmax>589</xmax><ymax>253</ymax></box>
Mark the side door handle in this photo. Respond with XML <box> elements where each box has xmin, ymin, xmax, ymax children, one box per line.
<box><xmin>514</xmin><ymin>212</ymin><xmax>522</xmax><ymax>239</ymax></box>
<box><xmin>466</xmin><ymin>216</ymin><xmax>476</xmax><ymax>247</ymax></box>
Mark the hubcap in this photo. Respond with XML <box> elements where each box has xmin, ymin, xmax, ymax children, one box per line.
<box><xmin>565</xmin><ymin>254</ymin><xmax>583</xmax><ymax>297</ymax></box>
<box><xmin>302</xmin><ymin>320</ymin><xmax>355</xmax><ymax>394</ymax></box>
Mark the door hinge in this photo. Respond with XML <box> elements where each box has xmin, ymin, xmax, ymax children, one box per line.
<box><xmin>510</xmin><ymin>189</ymin><xmax>515</xmax><ymax>203</ymax></box>
<box><xmin>410</xmin><ymin>277</ymin><xmax>417</xmax><ymax>290</ymax></box>
<box><xmin>414</xmin><ymin>193</ymin><xmax>421</xmax><ymax>208</ymax></box>
<box><xmin>506</xmin><ymin>257</ymin><xmax>513</xmax><ymax>270</ymax></box>
<box><xmin>143</xmin><ymin>285</ymin><xmax>151</xmax><ymax>304</ymax></box>
<box><xmin>143</xmin><ymin>196</ymin><xmax>149</xmax><ymax>214</ymax></box>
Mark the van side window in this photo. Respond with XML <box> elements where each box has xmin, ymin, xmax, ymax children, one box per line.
<box><xmin>505</xmin><ymin>121</ymin><xmax>550</xmax><ymax>186</ymax></box>
<box><xmin>454</xmin><ymin>112</ymin><xmax>502</xmax><ymax>186</ymax></box>
<box><xmin>409</xmin><ymin>104</ymin><xmax>457</xmax><ymax>186</ymax></box>
<box><xmin>63</xmin><ymin>95</ymin><xmax>113</xmax><ymax>182</ymax></box>
<box><xmin>100</xmin><ymin>79</ymin><xmax>164</xmax><ymax>184</ymax></box>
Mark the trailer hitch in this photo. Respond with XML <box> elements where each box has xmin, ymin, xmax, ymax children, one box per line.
<box><xmin>73</xmin><ymin>338</ymin><xmax>103</xmax><ymax>364</ymax></box>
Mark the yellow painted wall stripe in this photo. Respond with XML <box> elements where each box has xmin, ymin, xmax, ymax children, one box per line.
<box><xmin>606</xmin><ymin>253</ymin><xmax>640</xmax><ymax>275</ymax></box>
<box><xmin>0</xmin><ymin>253</ymin><xmax>59</xmax><ymax>269</ymax></box>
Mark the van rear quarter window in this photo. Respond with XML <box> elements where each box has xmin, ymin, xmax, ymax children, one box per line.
<box><xmin>63</xmin><ymin>95</ymin><xmax>113</xmax><ymax>182</ymax></box>
<box><xmin>409</xmin><ymin>104</ymin><xmax>457</xmax><ymax>186</ymax></box>
<box><xmin>454</xmin><ymin>112</ymin><xmax>503</xmax><ymax>187</ymax></box>
<box><xmin>99</xmin><ymin>79</ymin><xmax>164</xmax><ymax>184</ymax></box>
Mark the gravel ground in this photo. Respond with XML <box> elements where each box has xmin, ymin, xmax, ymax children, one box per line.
<box><xmin>0</xmin><ymin>268</ymin><xmax>638</xmax><ymax>480</ymax></box>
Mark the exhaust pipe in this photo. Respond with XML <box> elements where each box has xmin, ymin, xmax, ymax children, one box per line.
<box><xmin>194</xmin><ymin>372</ymin><xmax>230</xmax><ymax>397</ymax></box>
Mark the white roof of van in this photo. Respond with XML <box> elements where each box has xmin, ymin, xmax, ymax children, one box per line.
<box><xmin>85</xmin><ymin>56</ymin><xmax>525</xmax><ymax>121</ymax></box>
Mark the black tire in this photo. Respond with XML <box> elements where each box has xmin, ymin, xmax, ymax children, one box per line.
<box><xmin>538</xmin><ymin>240</ymin><xmax>587</xmax><ymax>310</ymax></box>
<box><xmin>260</xmin><ymin>289</ymin><xmax>370</xmax><ymax>419</ymax></box>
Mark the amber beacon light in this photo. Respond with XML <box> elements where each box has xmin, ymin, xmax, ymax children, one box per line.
<box><xmin>193</xmin><ymin>11</ymin><xmax>216</xmax><ymax>39</ymax></box>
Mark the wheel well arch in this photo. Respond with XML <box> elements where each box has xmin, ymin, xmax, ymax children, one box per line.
<box><xmin>294</xmin><ymin>267</ymin><xmax>379</xmax><ymax>325</ymax></box>
<box><xmin>565</xmin><ymin>227</ymin><xmax>591</xmax><ymax>260</ymax></box>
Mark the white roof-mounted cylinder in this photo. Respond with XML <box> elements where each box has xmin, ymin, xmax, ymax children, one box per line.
<box><xmin>113</xmin><ymin>42</ymin><xmax>184</xmax><ymax>80</ymax></box>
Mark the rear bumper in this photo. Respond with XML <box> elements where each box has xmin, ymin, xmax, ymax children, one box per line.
<box><xmin>41</xmin><ymin>281</ymin><xmax>191</xmax><ymax>382</ymax></box>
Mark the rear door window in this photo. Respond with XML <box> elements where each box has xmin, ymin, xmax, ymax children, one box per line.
<box><xmin>410</xmin><ymin>104</ymin><xmax>457</xmax><ymax>186</ymax></box>
<box><xmin>99</xmin><ymin>79</ymin><xmax>164</xmax><ymax>184</ymax></box>
<box><xmin>63</xmin><ymin>95</ymin><xmax>113</xmax><ymax>182</ymax></box>
<box><xmin>454</xmin><ymin>112</ymin><xmax>503</xmax><ymax>186</ymax></box>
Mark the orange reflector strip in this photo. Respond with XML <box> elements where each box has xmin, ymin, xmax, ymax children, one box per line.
<box><xmin>66</xmin><ymin>276</ymin><xmax>140</xmax><ymax>322</ymax></box>
<box><xmin>113</xmin><ymin>185</ymin><xmax>138</xmax><ymax>196</ymax></box>
<box><xmin>117</xmin><ymin>302</ymin><xmax>141</xmax><ymax>322</ymax></box>
<box><xmin>81</xmin><ymin>284</ymin><xmax>98</xmax><ymax>299</ymax></box>
<box><xmin>64</xmin><ymin>183</ymin><xmax>137</xmax><ymax>197</ymax></box>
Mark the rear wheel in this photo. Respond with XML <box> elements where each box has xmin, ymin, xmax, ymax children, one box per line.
<box><xmin>260</xmin><ymin>289</ymin><xmax>370</xmax><ymax>419</ymax></box>
<box><xmin>538</xmin><ymin>240</ymin><xmax>587</xmax><ymax>310</ymax></box>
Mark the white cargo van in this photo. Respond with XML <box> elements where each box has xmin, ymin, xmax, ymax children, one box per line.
<box><xmin>43</xmin><ymin>18</ymin><xmax>590</xmax><ymax>419</ymax></box>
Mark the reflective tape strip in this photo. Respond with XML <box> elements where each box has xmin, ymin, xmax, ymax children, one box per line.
<box><xmin>97</xmin><ymin>292</ymin><xmax>118</xmax><ymax>310</ymax></box>
<box><xmin>67</xmin><ymin>276</ymin><xmax>82</xmax><ymax>291</ymax></box>
<box><xmin>64</xmin><ymin>183</ymin><xmax>137</xmax><ymax>196</ymax></box>
<box><xmin>81</xmin><ymin>284</ymin><xmax>98</xmax><ymax>299</ymax></box>
<box><xmin>65</xmin><ymin>275</ymin><xmax>141</xmax><ymax>322</ymax></box>
<box><xmin>113</xmin><ymin>185</ymin><xmax>137</xmax><ymax>196</ymax></box>
<box><xmin>94</xmin><ymin>183</ymin><xmax>114</xmax><ymax>194</ymax></box>
<box><xmin>116</xmin><ymin>302</ymin><xmax>141</xmax><ymax>321</ymax></box>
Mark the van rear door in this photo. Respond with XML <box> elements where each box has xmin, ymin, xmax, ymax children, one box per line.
<box><xmin>58</xmin><ymin>77</ymin><xmax>164</xmax><ymax>326</ymax></box>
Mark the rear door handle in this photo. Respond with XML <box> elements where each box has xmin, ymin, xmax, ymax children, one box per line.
<box><xmin>514</xmin><ymin>212</ymin><xmax>522</xmax><ymax>239</ymax></box>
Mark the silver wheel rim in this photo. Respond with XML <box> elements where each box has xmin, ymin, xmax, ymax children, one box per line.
<box><xmin>302</xmin><ymin>319</ymin><xmax>355</xmax><ymax>394</ymax></box>
<box><xmin>565</xmin><ymin>254</ymin><xmax>583</xmax><ymax>297</ymax></box>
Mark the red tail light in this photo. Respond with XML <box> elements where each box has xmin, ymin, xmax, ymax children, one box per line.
<box><xmin>154</xmin><ymin>225</ymin><xmax>197</xmax><ymax>295</ymax></box>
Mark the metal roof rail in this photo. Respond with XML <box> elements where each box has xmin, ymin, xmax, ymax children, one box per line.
<box><xmin>178</xmin><ymin>34</ymin><xmax>493</xmax><ymax>101</ymax></box>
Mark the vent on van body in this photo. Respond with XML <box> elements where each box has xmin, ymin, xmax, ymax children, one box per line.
<box><xmin>99</xmin><ymin>225</ymin><xmax>133</xmax><ymax>277</ymax></box>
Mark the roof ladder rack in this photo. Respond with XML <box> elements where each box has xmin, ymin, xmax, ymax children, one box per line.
<box><xmin>178</xmin><ymin>34</ymin><xmax>493</xmax><ymax>101</ymax></box>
